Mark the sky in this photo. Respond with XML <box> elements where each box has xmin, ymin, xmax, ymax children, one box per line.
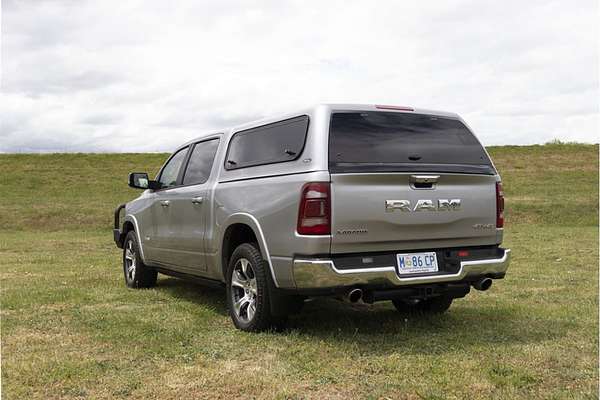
<box><xmin>1</xmin><ymin>0</ymin><xmax>598</xmax><ymax>153</ymax></box>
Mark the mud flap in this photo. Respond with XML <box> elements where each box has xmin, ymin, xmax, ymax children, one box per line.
<box><xmin>264</xmin><ymin>262</ymin><xmax>305</xmax><ymax>317</ymax></box>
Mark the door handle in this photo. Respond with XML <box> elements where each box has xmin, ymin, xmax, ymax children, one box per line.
<box><xmin>160</xmin><ymin>200</ymin><xmax>170</xmax><ymax>207</ymax></box>
<box><xmin>191</xmin><ymin>196</ymin><xmax>204</xmax><ymax>204</ymax></box>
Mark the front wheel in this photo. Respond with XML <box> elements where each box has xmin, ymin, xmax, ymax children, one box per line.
<box><xmin>123</xmin><ymin>231</ymin><xmax>157</xmax><ymax>288</ymax></box>
<box><xmin>226</xmin><ymin>243</ymin><xmax>282</xmax><ymax>332</ymax></box>
<box><xmin>392</xmin><ymin>296</ymin><xmax>453</xmax><ymax>314</ymax></box>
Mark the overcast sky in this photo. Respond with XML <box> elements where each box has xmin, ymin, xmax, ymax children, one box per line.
<box><xmin>1</xmin><ymin>0</ymin><xmax>598</xmax><ymax>153</ymax></box>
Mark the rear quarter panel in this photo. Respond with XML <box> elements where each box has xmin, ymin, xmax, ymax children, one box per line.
<box><xmin>212</xmin><ymin>171</ymin><xmax>330</xmax><ymax>287</ymax></box>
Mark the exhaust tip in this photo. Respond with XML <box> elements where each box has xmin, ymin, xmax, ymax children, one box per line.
<box><xmin>348</xmin><ymin>288</ymin><xmax>363</xmax><ymax>303</ymax></box>
<box><xmin>473</xmin><ymin>278</ymin><xmax>493</xmax><ymax>291</ymax></box>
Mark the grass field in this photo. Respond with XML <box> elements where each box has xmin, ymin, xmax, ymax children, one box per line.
<box><xmin>1</xmin><ymin>143</ymin><xmax>598</xmax><ymax>399</ymax></box>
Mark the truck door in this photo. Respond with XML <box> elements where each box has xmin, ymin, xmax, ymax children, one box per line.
<box><xmin>170</xmin><ymin>138</ymin><xmax>220</xmax><ymax>274</ymax></box>
<box><xmin>146</xmin><ymin>146</ymin><xmax>190</xmax><ymax>268</ymax></box>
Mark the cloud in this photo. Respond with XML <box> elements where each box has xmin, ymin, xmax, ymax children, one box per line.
<box><xmin>1</xmin><ymin>0</ymin><xmax>598</xmax><ymax>153</ymax></box>
<box><xmin>80</xmin><ymin>112</ymin><xmax>124</xmax><ymax>125</ymax></box>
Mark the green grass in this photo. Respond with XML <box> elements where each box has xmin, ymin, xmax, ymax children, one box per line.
<box><xmin>1</xmin><ymin>144</ymin><xmax>598</xmax><ymax>399</ymax></box>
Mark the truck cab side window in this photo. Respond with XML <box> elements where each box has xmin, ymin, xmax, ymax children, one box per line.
<box><xmin>157</xmin><ymin>146</ymin><xmax>188</xmax><ymax>188</ymax></box>
<box><xmin>183</xmin><ymin>139</ymin><xmax>219</xmax><ymax>185</ymax></box>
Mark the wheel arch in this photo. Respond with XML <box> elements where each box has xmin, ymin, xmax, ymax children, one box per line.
<box><xmin>122</xmin><ymin>220</ymin><xmax>135</xmax><ymax>236</ymax></box>
<box><xmin>122</xmin><ymin>215</ymin><xmax>147</xmax><ymax>263</ymax></box>
<box><xmin>219</xmin><ymin>213</ymin><xmax>278</xmax><ymax>287</ymax></box>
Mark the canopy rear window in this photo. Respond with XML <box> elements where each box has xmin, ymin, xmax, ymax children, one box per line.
<box><xmin>329</xmin><ymin>112</ymin><xmax>494</xmax><ymax>174</ymax></box>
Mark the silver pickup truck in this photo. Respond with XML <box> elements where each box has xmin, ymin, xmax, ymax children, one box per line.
<box><xmin>113</xmin><ymin>104</ymin><xmax>510</xmax><ymax>331</ymax></box>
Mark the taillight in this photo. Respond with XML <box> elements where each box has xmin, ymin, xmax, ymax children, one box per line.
<box><xmin>297</xmin><ymin>182</ymin><xmax>330</xmax><ymax>235</ymax></box>
<box><xmin>496</xmin><ymin>181</ymin><xmax>504</xmax><ymax>228</ymax></box>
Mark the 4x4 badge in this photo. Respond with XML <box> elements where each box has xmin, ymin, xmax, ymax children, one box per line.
<box><xmin>472</xmin><ymin>223</ymin><xmax>494</xmax><ymax>230</ymax></box>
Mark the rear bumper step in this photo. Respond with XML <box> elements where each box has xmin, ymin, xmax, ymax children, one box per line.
<box><xmin>293</xmin><ymin>248</ymin><xmax>510</xmax><ymax>289</ymax></box>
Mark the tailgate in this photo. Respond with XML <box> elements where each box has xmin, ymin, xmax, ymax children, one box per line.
<box><xmin>330</xmin><ymin>173</ymin><xmax>498</xmax><ymax>253</ymax></box>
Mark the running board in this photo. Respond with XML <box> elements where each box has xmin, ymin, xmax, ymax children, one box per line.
<box><xmin>153</xmin><ymin>267</ymin><xmax>225</xmax><ymax>288</ymax></box>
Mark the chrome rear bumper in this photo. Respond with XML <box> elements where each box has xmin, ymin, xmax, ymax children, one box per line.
<box><xmin>293</xmin><ymin>249</ymin><xmax>511</xmax><ymax>289</ymax></box>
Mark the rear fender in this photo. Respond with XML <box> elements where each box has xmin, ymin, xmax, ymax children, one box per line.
<box><xmin>219</xmin><ymin>213</ymin><xmax>278</xmax><ymax>287</ymax></box>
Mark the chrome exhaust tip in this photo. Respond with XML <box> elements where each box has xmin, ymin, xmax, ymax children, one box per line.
<box><xmin>347</xmin><ymin>288</ymin><xmax>363</xmax><ymax>303</ymax></box>
<box><xmin>473</xmin><ymin>277</ymin><xmax>493</xmax><ymax>291</ymax></box>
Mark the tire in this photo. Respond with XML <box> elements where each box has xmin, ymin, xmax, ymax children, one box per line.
<box><xmin>123</xmin><ymin>230</ymin><xmax>157</xmax><ymax>289</ymax></box>
<box><xmin>392</xmin><ymin>296</ymin><xmax>453</xmax><ymax>314</ymax></box>
<box><xmin>226</xmin><ymin>243</ymin><xmax>281</xmax><ymax>332</ymax></box>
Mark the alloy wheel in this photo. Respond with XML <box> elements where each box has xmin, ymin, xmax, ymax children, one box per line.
<box><xmin>230</xmin><ymin>258</ymin><xmax>258</xmax><ymax>322</ymax></box>
<box><xmin>124</xmin><ymin>239</ymin><xmax>136</xmax><ymax>282</ymax></box>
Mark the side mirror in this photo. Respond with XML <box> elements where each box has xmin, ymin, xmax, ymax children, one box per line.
<box><xmin>128</xmin><ymin>172</ymin><xmax>160</xmax><ymax>190</ymax></box>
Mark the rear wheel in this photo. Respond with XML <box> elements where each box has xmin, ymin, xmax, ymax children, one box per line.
<box><xmin>123</xmin><ymin>231</ymin><xmax>157</xmax><ymax>288</ymax></box>
<box><xmin>392</xmin><ymin>296</ymin><xmax>453</xmax><ymax>314</ymax></box>
<box><xmin>226</xmin><ymin>243</ymin><xmax>283</xmax><ymax>332</ymax></box>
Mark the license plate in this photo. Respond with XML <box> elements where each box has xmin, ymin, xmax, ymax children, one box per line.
<box><xmin>396</xmin><ymin>252</ymin><xmax>438</xmax><ymax>275</ymax></box>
